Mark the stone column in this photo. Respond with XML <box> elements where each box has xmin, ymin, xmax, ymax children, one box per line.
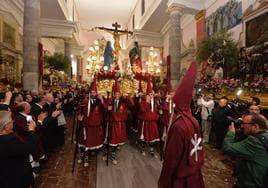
<box><xmin>23</xmin><ymin>0</ymin><xmax>40</xmax><ymax>90</ymax></box>
<box><xmin>76</xmin><ymin>56</ymin><xmax>81</xmax><ymax>83</ymax></box>
<box><xmin>168</xmin><ymin>4</ymin><xmax>184</xmax><ymax>89</ymax></box>
<box><xmin>64</xmin><ymin>40</ymin><xmax>72</xmax><ymax>78</ymax></box>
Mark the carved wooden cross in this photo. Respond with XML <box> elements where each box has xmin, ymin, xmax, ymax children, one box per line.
<box><xmin>112</xmin><ymin>22</ymin><xmax>121</xmax><ymax>32</ymax></box>
<box><xmin>95</xmin><ymin>22</ymin><xmax>133</xmax><ymax>56</ymax></box>
<box><xmin>96</xmin><ymin>22</ymin><xmax>132</xmax><ymax>35</ymax></box>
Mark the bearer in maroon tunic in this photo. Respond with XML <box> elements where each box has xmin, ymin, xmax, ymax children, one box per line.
<box><xmin>78</xmin><ymin>79</ymin><xmax>104</xmax><ymax>167</ymax></box>
<box><xmin>161</xmin><ymin>81</ymin><xmax>175</xmax><ymax>142</ymax></box>
<box><xmin>138</xmin><ymin>80</ymin><xmax>160</xmax><ymax>157</ymax></box>
<box><xmin>107</xmin><ymin>79</ymin><xmax>134</xmax><ymax>164</ymax></box>
<box><xmin>159</xmin><ymin>62</ymin><xmax>204</xmax><ymax>188</ymax></box>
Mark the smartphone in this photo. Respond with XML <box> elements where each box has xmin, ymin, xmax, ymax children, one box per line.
<box><xmin>26</xmin><ymin>115</ymin><xmax>33</xmax><ymax>123</ymax></box>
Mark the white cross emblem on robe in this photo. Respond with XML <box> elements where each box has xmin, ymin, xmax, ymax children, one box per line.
<box><xmin>190</xmin><ymin>133</ymin><xmax>202</xmax><ymax>162</ymax></box>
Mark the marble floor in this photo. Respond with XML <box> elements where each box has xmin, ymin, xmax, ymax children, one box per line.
<box><xmin>37</xmin><ymin>117</ymin><xmax>234</xmax><ymax>188</ymax></box>
<box><xmin>97</xmin><ymin>141</ymin><xmax>162</xmax><ymax>188</ymax></box>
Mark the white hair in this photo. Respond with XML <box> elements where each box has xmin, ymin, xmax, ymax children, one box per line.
<box><xmin>0</xmin><ymin>111</ymin><xmax>12</xmax><ymax>132</ymax></box>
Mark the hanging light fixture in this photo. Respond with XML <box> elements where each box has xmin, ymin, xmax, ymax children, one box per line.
<box><xmin>146</xmin><ymin>47</ymin><xmax>161</xmax><ymax>75</ymax></box>
<box><xmin>86</xmin><ymin>39</ymin><xmax>104</xmax><ymax>77</ymax></box>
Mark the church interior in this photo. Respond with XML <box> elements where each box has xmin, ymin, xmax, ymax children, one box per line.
<box><xmin>0</xmin><ymin>0</ymin><xmax>268</xmax><ymax>188</ymax></box>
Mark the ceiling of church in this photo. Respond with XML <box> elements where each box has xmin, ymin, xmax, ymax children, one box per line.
<box><xmin>77</xmin><ymin>0</ymin><xmax>138</xmax><ymax>30</ymax></box>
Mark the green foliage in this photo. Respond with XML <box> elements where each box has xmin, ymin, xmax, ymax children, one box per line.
<box><xmin>44</xmin><ymin>53</ymin><xmax>70</xmax><ymax>71</ymax></box>
<box><xmin>197</xmin><ymin>32</ymin><xmax>239</xmax><ymax>74</ymax></box>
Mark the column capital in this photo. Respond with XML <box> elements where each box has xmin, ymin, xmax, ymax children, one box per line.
<box><xmin>195</xmin><ymin>9</ymin><xmax>206</xmax><ymax>21</ymax></box>
<box><xmin>167</xmin><ymin>3</ymin><xmax>185</xmax><ymax>15</ymax></box>
<box><xmin>64</xmin><ymin>38</ymin><xmax>72</xmax><ymax>44</ymax></box>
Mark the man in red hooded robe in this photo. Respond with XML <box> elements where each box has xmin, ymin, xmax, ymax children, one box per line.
<box><xmin>138</xmin><ymin>80</ymin><xmax>160</xmax><ymax>157</ymax></box>
<box><xmin>158</xmin><ymin>62</ymin><xmax>205</xmax><ymax>188</ymax></box>
<box><xmin>78</xmin><ymin>78</ymin><xmax>104</xmax><ymax>167</ymax></box>
<box><xmin>161</xmin><ymin>75</ymin><xmax>176</xmax><ymax>142</ymax></box>
<box><xmin>107</xmin><ymin>79</ymin><xmax>134</xmax><ymax>164</ymax></box>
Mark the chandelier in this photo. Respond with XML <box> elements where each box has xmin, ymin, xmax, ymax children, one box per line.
<box><xmin>145</xmin><ymin>47</ymin><xmax>161</xmax><ymax>75</ymax></box>
<box><xmin>86</xmin><ymin>40</ymin><xmax>104</xmax><ymax>76</ymax></box>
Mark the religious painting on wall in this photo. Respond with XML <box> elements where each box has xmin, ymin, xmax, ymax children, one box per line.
<box><xmin>205</xmin><ymin>0</ymin><xmax>242</xmax><ymax>36</ymax></box>
<box><xmin>3</xmin><ymin>22</ymin><xmax>16</xmax><ymax>47</ymax></box>
<box><xmin>246</xmin><ymin>12</ymin><xmax>268</xmax><ymax>47</ymax></box>
<box><xmin>0</xmin><ymin>54</ymin><xmax>16</xmax><ymax>84</ymax></box>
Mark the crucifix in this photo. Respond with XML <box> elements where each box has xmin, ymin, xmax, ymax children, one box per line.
<box><xmin>96</xmin><ymin>22</ymin><xmax>133</xmax><ymax>57</ymax></box>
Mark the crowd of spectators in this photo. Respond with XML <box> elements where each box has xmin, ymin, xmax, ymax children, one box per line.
<box><xmin>193</xmin><ymin>94</ymin><xmax>268</xmax><ymax>188</ymax></box>
<box><xmin>0</xmin><ymin>88</ymin><xmax>75</xmax><ymax>188</ymax></box>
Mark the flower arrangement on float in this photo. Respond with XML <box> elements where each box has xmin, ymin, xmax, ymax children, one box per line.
<box><xmin>198</xmin><ymin>77</ymin><xmax>268</xmax><ymax>94</ymax></box>
<box><xmin>90</xmin><ymin>46</ymin><xmax>162</xmax><ymax>95</ymax></box>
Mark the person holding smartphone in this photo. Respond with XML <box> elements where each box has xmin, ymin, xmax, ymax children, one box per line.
<box><xmin>0</xmin><ymin>110</ymin><xmax>38</xmax><ymax>188</ymax></box>
<box><xmin>13</xmin><ymin>102</ymin><xmax>46</xmax><ymax>169</ymax></box>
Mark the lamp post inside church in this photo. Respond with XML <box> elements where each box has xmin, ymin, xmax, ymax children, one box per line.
<box><xmin>86</xmin><ymin>40</ymin><xmax>104</xmax><ymax>82</ymax></box>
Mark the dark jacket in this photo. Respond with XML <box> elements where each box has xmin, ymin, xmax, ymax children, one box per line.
<box><xmin>223</xmin><ymin>132</ymin><xmax>268</xmax><ymax>188</ymax></box>
<box><xmin>31</xmin><ymin>103</ymin><xmax>44</xmax><ymax>119</ymax></box>
<box><xmin>0</xmin><ymin>132</ymin><xmax>37</xmax><ymax>188</ymax></box>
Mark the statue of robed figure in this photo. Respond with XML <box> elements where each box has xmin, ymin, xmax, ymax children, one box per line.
<box><xmin>103</xmin><ymin>41</ymin><xmax>114</xmax><ymax>70</ymax></box>
<box><xmin>129</xmin><ymin>41</ymin><xmax>142</xmax><ymax>73</ymax></box>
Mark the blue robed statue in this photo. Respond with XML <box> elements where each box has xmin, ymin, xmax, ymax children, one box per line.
<box><xmin>103</xmin><ymin>41</ymin><xmax>114</xmax><ymax>70</ymax></box>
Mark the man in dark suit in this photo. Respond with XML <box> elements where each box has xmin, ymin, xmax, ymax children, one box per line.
<box><xmin>43</xmin><ymin>93</ymin><xmax>61</xmax><ymax>152</ymax></box>
<box><xmin>0</xmin><ymin>110</ymin><xmax>38</xmax><ymax>188</ymax></box>
<box><xmin>31</xmin><ymin>95</ymin><xmax>46</xmax><ymax>119</ymax></box>
<box><xmin>13</xmin><ymin>102</ymin><xmax>47</xmax><ymax>167</ymax></box>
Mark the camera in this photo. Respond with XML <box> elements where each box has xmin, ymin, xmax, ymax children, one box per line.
<box><xmin>227</xmin><ymin>116</ymin><xmax>243</xmax><ymax>129</ymax></box>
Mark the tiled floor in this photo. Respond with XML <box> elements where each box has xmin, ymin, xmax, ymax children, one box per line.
<box><xmin>37</xmin><ymin>117</ymin><xmax>234</xmax><ymax>188</ymax></box>
<box><xmin>37</xmin><ymin>117</ymin><xmax>97</xmax><ymax>188</ymax></box>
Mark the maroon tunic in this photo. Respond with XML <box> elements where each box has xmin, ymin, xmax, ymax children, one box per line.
<box><xmin>79</xmin><ymin>98</ymin><xmax>104</xmax><ymax>150</ymax></box>
<box><xmin>138</xmin><ymin>99</ymin><xmax>159</xmax><ymax>142</ymax></box>
<box><xmin>162</xmin><ymin>100</ymin><xmax>173</xmax><ymax>127</ymax></box>
<box><xmin>159</xmin><ymin>115</ymin><xmax>204</xmax><ymax>188</ymax></box>
<box><xmin>109</xmin><ymin>98</ymin><xmax>131</xmax><ymax>146</ymax></box>
<box><xmin>159</xmin><ymin>62</ymin><xmax>204</xmax><ymax>188</ymax></box>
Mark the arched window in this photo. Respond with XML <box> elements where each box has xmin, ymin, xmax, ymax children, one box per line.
<box><xmin>141</xmin><ymin>0</ymin><xmax>145</xmax><ymax>16</ymax></box>
<box><xmin>132</xmin><ymin>15</ymin><xmax>135</xmax><ymax>30</ymax></box>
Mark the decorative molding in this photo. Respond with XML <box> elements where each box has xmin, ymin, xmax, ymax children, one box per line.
<box><xmin>167</xmin><ymin>3</ymin><xmax>185</xmax><ymax>15</ymax></box>
<box><xmin>10</xmin><ymin>0</ymin><xmax>24</xmax><ymax>12</ymax></box>
<box><xmin>40</xmin><ymin>18</ymin><xmax>79</xmax><ymax>39</ymax></box>
<box><xmin>195</xmin><ymin>10</ymin><xmax>206</xmax><ymax>21</ymax></box>
<box><xmin>160</xmin><ymin>20</ymin><xmax>171</xmax><ymax>35</ymax></box>
<box><xmin>242</xmin><ymin>6</ymin><xmax>268</xmax><ymax>47</ymax></box>
<box><xmin>181</xmin><ymin>48</ymin><xmax>196</xmax><ymax>58</ymax></box>
<box><xmin>0</xmin><ymin>0</ymin><xmax>24</xmax><ymax>33</ymax></box>
<box><xmin>126</xmin><ymin>29</ymin><xmax>163</xmax><ymax>50</ymax></box>
<box><xmin>0</xmin><ymin>42</ymin><xmax>22</xmax><ymax>55</ymax></box>
<box><xmin>243</xmin><ymin>1</ymin><xmax>268</xmax><ymax>20</ymax></box>
<box><xmin>167</xmin><ymin>0</ymin><xmax>204</xmax><ymax>11</ymax></box>
<box><xmin>243</xmin><ymin>2</ymin><xmax>268</xmax><ymax>22</ymax></box>
<box><xmin>0</xmin><ymin>9</ymin><xmax>20</xmax><ymax>28</ymax></box>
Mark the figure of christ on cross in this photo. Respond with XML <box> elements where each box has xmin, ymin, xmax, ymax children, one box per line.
<box><xmin>96</xmin><ymin>22</ymin><xmax>133</xmax><ymax>71</ymax></box>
